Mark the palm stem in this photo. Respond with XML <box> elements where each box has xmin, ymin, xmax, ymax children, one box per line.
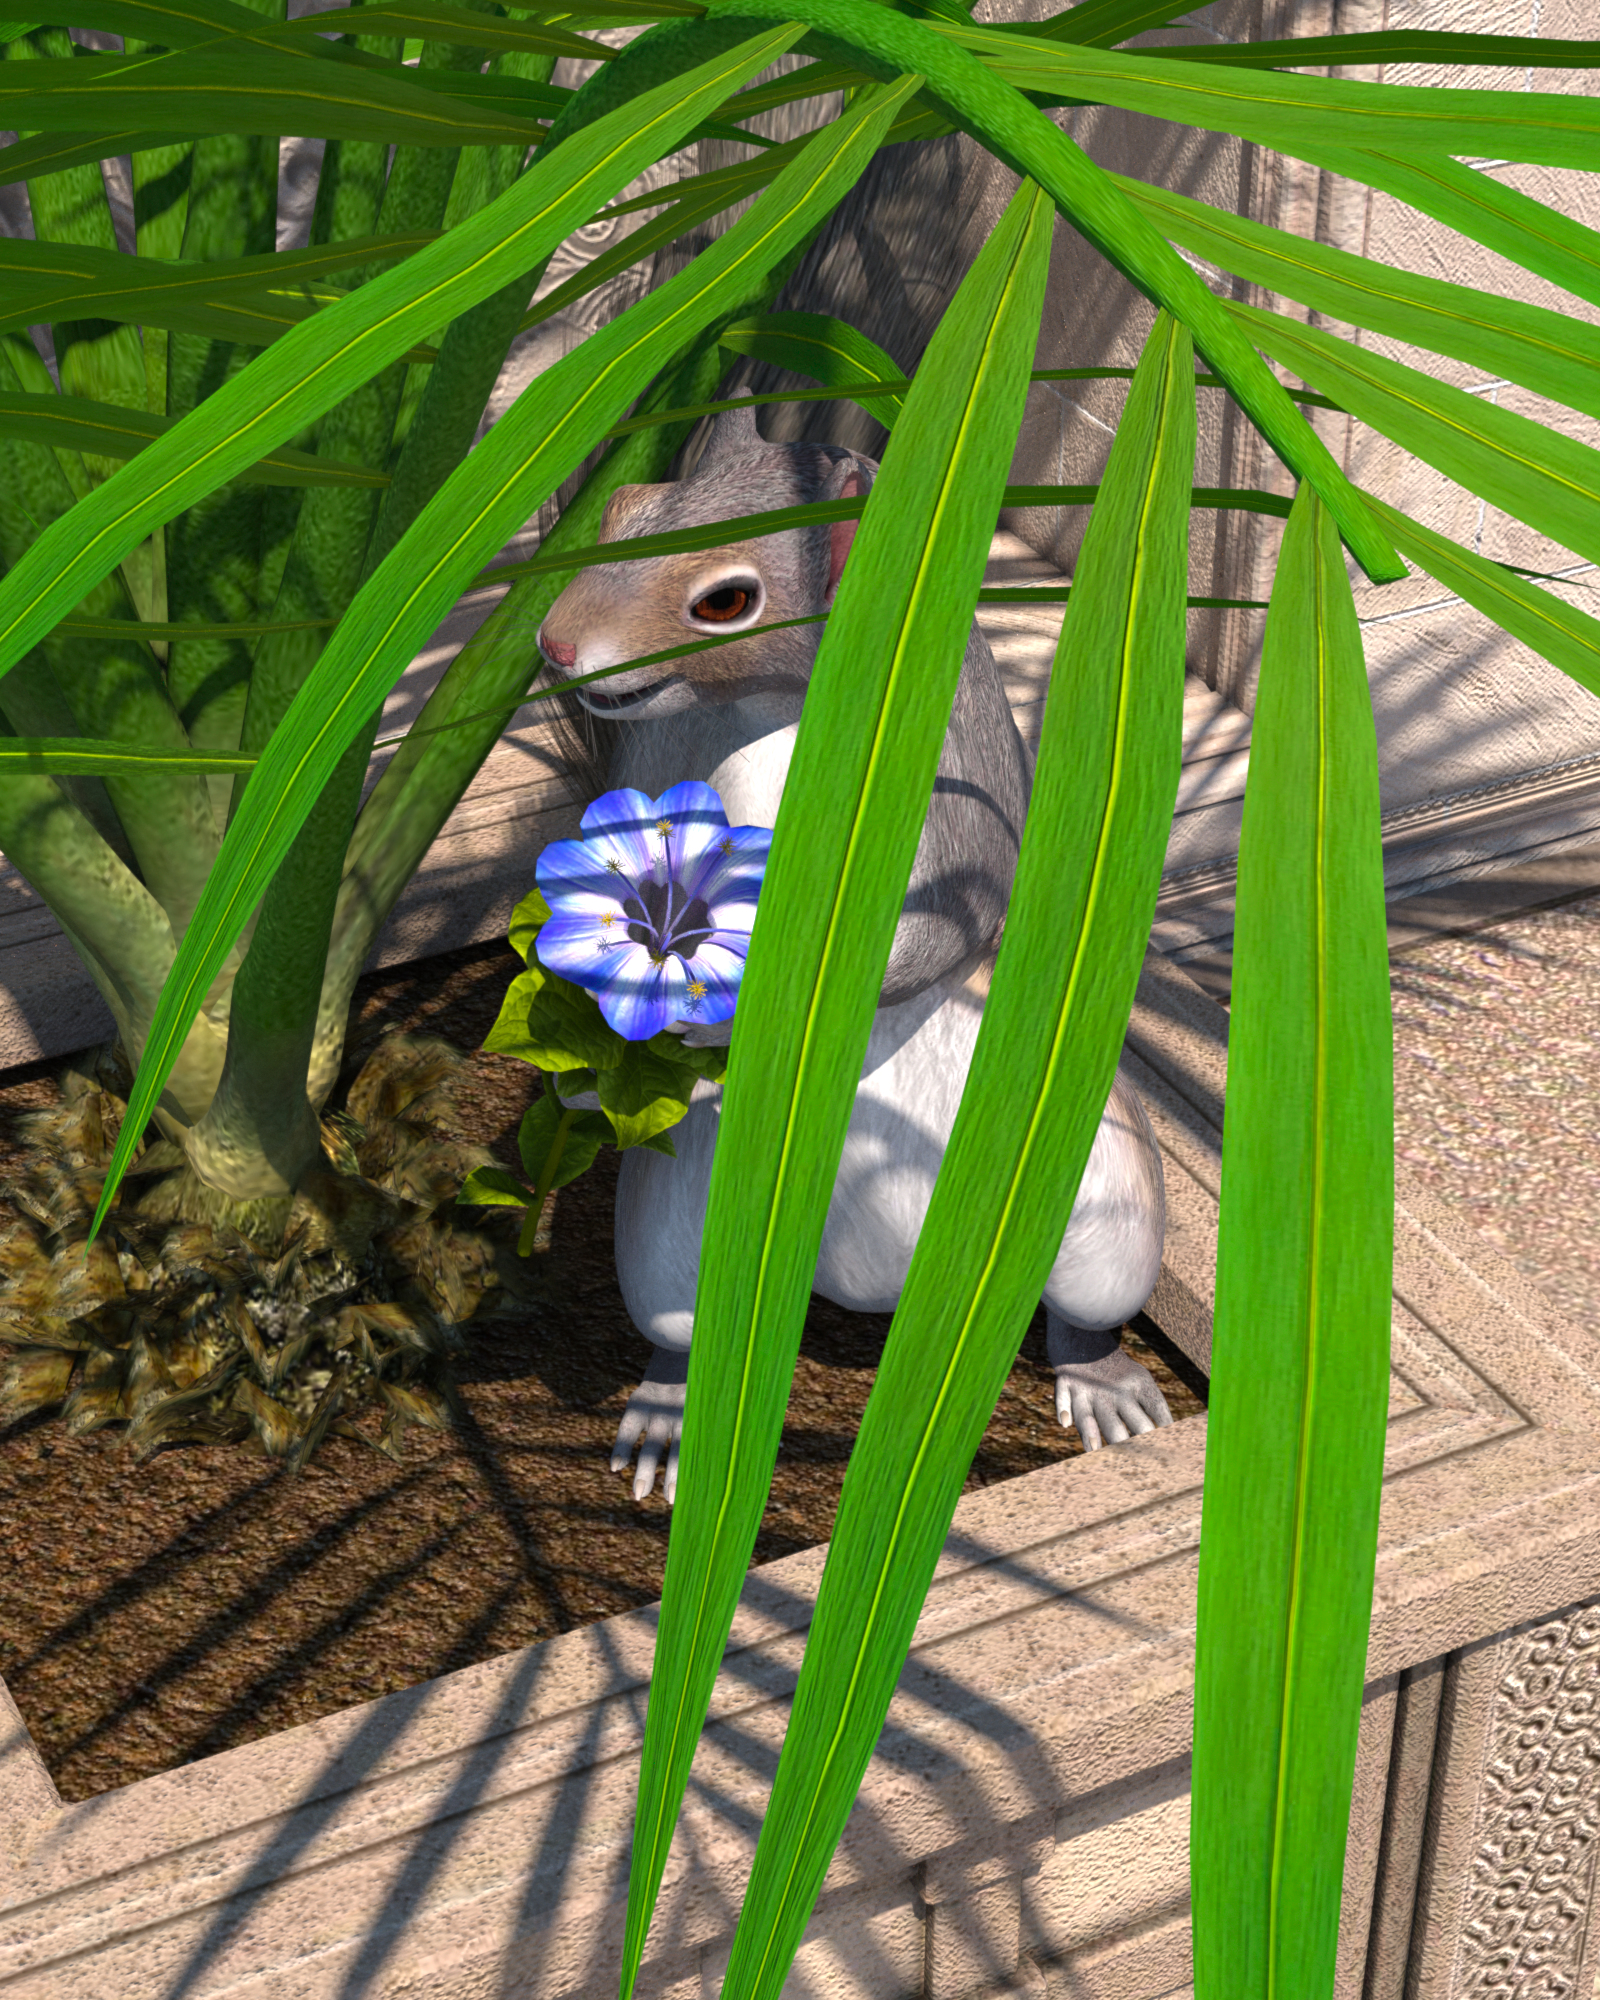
<box><xmin>162</xmin><ymin>0</ymin><xmax>287</xmax><ymax>808</ymax></box>
<box><xmin>187</xmin><ymin>12</ymin><xmax>519</xmax><ymax>1193</ymax></box>
<box><xmin>0</xmin><ymin>340</ymin><xmax>219</xmax><ymax>941</ymax></box>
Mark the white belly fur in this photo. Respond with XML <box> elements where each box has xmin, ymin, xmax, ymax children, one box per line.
<box><xmin>607</xmin><ymin>704</ymin><xmax>1165</xmax><ymax>1346</ymax></box>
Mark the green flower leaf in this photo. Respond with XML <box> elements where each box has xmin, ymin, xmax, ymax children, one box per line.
<box><xmin>457</xmin><ymin>1164</ymin><xmax>537</xmax><ymax>1209</ymax></box>
<box><xmin>516</xmin><ymin>1097</ymin><xmax>612</xmax><ymax>1189</ymax></box>
<box><xmin>597</xmin><ymin>1041</ymin><xmax>696</xmax><ymax>1149</ymax></box>
<box><xmin>483</xmin><ymin>964</ymin><xmax>625</xmax><ymax>1072</ymax></box>
<box><xmin>507</xmin><ymin>883</ymin><xmax>553</xmax><ymax>963</ymax></box>
<box><xmin>645</xmin><ymin>1028</ymin><xmax>730</xmax><ymax>1083</ymax></box>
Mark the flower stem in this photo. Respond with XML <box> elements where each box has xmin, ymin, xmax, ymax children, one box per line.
<box><xmin>518</xmin><ymin>1081</ymin><xmax>579</xmax><ymax>1257</ymax></box>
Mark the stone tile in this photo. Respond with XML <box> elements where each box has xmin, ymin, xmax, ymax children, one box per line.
<box><xmin>926</xmin><ymin>1876</ymin><xmax>1023</xmax><ymax>2000</ymax></box>
<box><xmin>700</xmin><ymin>1883</ymin><xmax>926</xmax><ymax>2000</ymax></box>
<box><xmin>1022</xmin><ymin>1765</ymin><xmax>1190</xmax><ymax>1961</ymax></box>
<box><xmin>1391</xmin><ymin>896</ymin><xmax>1600</xmax><ymax>1331</ymax></box>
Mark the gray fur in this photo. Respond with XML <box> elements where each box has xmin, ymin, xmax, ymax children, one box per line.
<box><xmin>537</xmin><ymin>411</ymin><xmax>1172</xmax><ymax>1501</ymax></box>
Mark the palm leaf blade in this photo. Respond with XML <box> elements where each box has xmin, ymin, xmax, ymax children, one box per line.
<box><xmin>1235</xmin><ymin>303</ymin><xmax>1600</xmax><ymax>571</ymax></box>
<box><xmin>1364</xmin><ymin>491</ymin><xmax>1600</xmax><ymax>702</ymax></box>
<box><xmin>1117</xmin><ymin>173</ymin><xmax>1600</xmax><ymax>427</ymax></box>
<box><xmin>721</xmin><ymin>307</ymin><xmax>1194</xmax><ymax>2000</ymax></box>
<box><xmin>719</xmin><ymin>308</ymin><xmax>907</xmax><ymax>427</ymax></box>
<box><xmin>1302</xmin><ymin>145</ymin><xmax>1600</xmax><ymax>317</ymax></box>
<box><xmin>625</xmin><ymin>170</ymin><xmax>1054</xmax><ymax>1999</ymax></box>
<box><xmin>1138</xmin><ymin>30</ymin><xmax>1600</xmax><ymax>70</ymax></box>
<box><xmin>0</xmin><ymin>19</ymin><xmax>806</xmax><ymax>676</ymax></box>
<box><xmin>954</xmin><ymin>27</ymin><xmax>1600</xmax><ymax>168</ymax></box>
<box><xmin>1192</xmin><ymin>484</ymin><xmax>1393</xmax><ymax>1998</ymax></box>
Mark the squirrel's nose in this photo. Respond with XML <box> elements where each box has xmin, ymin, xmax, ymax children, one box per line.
<box><xmin>540</xmin><ymin>630</ymin><xmax>577</xmax><ymax>670</ymax></box>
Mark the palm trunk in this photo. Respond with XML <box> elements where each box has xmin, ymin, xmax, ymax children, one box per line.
<box><xmin>179</xmin><ymin>14</ymin><xmax>523</xmax><ymax>1208</ymax></box>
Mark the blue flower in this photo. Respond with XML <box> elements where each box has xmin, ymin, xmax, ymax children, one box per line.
<box><xmin>534</xmin><ymin>782</ymin><xmax>772</xmax><ymax>1040</ymax></box>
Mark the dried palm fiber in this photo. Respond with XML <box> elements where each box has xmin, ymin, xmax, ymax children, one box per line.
<box><xmin>0</xmin><ymin>1033</ymin><xmax>536</xmax><ymax>1470</ymax></box>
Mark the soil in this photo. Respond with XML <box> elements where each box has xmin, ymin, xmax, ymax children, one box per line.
<box><xmin>0</xmin><ymin>939</ymin><xmax>1206</xmax><ymax>1806</ymax></box>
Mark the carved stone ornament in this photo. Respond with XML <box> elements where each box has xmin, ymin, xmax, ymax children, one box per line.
<box><xmin>1456</xmin><ymin>1601</ymin><xmax>1600</xmax><ymax>1997</ymax></box>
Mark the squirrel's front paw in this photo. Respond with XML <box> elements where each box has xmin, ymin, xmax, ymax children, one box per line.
<box><xmin>1051</xmin><ymin>1349</ymin><xmax>1173</xmax><ymax>1452</ymax></box>
<box><xmin>611</xmin><ymin>1348</ymin><xmax>690</xmax><ymax>1502</ymax></box>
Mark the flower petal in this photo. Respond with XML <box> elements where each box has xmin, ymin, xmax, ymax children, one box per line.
<box><xmin>536</xmin><ymin>837</ymin><xmax>642</xmax><ymax>914</ymax></box>
<box><xmin>653</xmin><ymin>781</ymin><xmax>729</xmax><ymax>828</ymax></box>
<box><xmin>575</xmin><ymin>789</ymin><xmax>661</xmax><ymax>882</ymax></box>
<box><xmin>537</xmin><ymin>915</ymin><xmax>649</xmax><ymax>992</ymax></box>
<box><xmin>596</xmin><ymin>950</ymin><xmax>687</xmax><ymax>1041</ymax></box>
<box><xmin>680</xmin><ymin>821</ymin><xmax>772</xmax><ymax>909</ymax></box>
<box><xmin>648</xmin><ymin>780</ymin><xmax>731</xmax><ymax>885</ymax></box>
<box><xmin>673</xmin><ymin>941</ymin><xmax>748</xmax><ymax>1022</ymax></box>
<box><xmin>532</xmin><ymin>784</ymin><xmax>766</xmax><ymax>1039</ymax></box>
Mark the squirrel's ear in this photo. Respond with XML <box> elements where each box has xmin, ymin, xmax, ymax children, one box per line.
<box><xmin>599</xmin><ymin>483</ymin><xmax>667</xmax><ymax>543</ymax></box>
<box><xmin>823</xmin><ymin>457</ymin><xmax>872</xmax><ymax>604</ymax></box>
<box><xmin>697</xmin><ymin>402</ymin><xmax>764</xmax><ymax>468</ymax></box>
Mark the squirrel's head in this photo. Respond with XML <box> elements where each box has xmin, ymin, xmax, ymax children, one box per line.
<box><xmin>537</xmin><ymin>408</ymin><xmax>870</xmax><ymax>722</ymax></box>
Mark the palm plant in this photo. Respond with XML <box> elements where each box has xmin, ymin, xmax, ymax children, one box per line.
<box><xmin>1</xmin><ymin>2</ymin><xmax>1597</xmax><ymax>1994</ymax></box>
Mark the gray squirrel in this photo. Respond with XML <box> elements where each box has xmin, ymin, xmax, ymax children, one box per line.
<box><xmin>537</xmin><ymin>406</ymin><xmax>1171</xmax><ymax>1501</ymax></box>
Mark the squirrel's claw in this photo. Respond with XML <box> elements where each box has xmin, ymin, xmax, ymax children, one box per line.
<box><xmin>612</xmin><ymin>1348</ymin><xmax>690</xmax><ymax>1502</ymax></box>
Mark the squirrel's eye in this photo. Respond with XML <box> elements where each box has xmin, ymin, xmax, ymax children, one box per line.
<box><xmin>691</xmin><ymin>584</ymin><xmax>752</xmax><ymax>622</ymax></box>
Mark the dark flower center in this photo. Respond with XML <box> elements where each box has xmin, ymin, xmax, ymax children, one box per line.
<box><xmin>622</xmin><ymin>876</ymin><xmax>715</xmax><ymax>963</ymax></box>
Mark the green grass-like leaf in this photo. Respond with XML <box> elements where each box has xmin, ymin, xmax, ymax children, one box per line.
<box><xmin>1234</xmin><ymin>303</ymin><xmax>1600</xmax><ymax>571</ymax></box>
<box><xmin>274</xmin><ymin>0</ymin><xmax>620</xmax><ymax>62</ymax></box>
<box><xmin>0</xmin><ymin>738</ymin><xmax>256</xmax><ymax>774</ymax></box>
<box><xmin>954</xmin><ymin>24</ymin><xmax>1600</xmax><ymax>168</ymax></box>
<box><xmin>0</xmin><ymin>128</ymin><xmax>176</xmax><ymax>189</ymax></box>
<box><xmin>0</xmin><ymin>394</ymin><xmax>389</xmax><ymax>484</ymax></box>
<box><xmin>27</xmin><ymin>0</ymin><xmax>316</xmax><ymax>50</ymax></box>
<box><xmin>512</xmin><ymin>174</ymin><xmax>776</xmax><ymax>339</ymax></box>
<box><xmin>0</xmin><ymin>230</ymin><xmax>436</xmax><ymax>339</ymax></box>
<box><xmin>86</xmin><ymin>71</ymin><xmax>921</xmax><ymax>1243</ymax></box>
<box><xmin>1191</xmin><ymin>482</ymin><xmax>1393</xmax><ymax>2000</ymax></box>
<box><xmin>721</xmin><ymin>307</ymin><xmax>1195</xmax><ymax>2000</ymax></box>
<box><xmin>1117</xmin><ymin>173</ymin><xmax>1600</xmax><ymax>427</ymax></box>
<box><xmin>0</xmin><ymin>46</ymin><xmax>551</xmax><ymax>144</ymax></box>
<box><xmin>0</xmin><ymin>19</ymin><xmax>804</xmax><ymax>678</ymax></box>
<box><xmin>445</xmin><ymin>480</ymin><xmax>1291</xmax><ymax>595</ymax></box>
<box><xmin>700</xmin><ymin>0</ymin><xmax>1400</xmax><ymax>581</ymax></box>
<box><xmin>622</xmin><ymin>172</ymin><xmax>1055</xmax><ymax>1998</ymax></box>
<box><xmin>593</xmin><ymin>90</ymin><xmax>954</xmax><ymax>220</ymax></box>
